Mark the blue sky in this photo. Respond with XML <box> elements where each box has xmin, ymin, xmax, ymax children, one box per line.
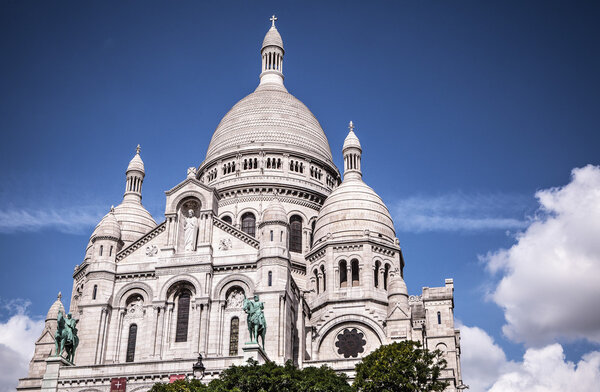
<box><xmin>1</xmin><ymin>1</ymin><xmax>600</xmax><ymax>391</ymax></box>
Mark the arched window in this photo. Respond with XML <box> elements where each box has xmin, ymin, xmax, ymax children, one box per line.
<box><xmin>175</xmin><ymin>291</ymin><xmax>191</xmax><ymax>342</ymax></box>
<box><xmin>241</xmin><ymin>212</ymin><xmax>256</xmax><ymax>237</ymax></box>
<box><xmin>340</xmin><ymin>260</ymin><xmax>348</xmax><ymax>288</ymax></box>
<box><xmin>321</xmin><ymin>265</ymin><xmax>326</xmax><ymax>291</ymax></box>
<box><xmin>383</xmin><ymin>264</ymin><xmax>390</xmax><ymax>290</ymax></box>
<box><xmin>374</xmin><ymin>261</ymin><xmax>380</xmax><ymax>288</ymax></box>
<box><xmin>99</xmin><ymin>245</ymin><xmax>103</xmax><ymax>256</ymax></box>
<box><xmin>309</xmin><ymin>220</ymin><xmax>316</xmax><ymax>248</ymax></box>
<box><xmin>92</xmin><ymin>285</ymin><xmax>98</xmax><ymax>300</ymax></box>
<box><xmin>289</xmin><ymin>215</ymin><xmax>303</xmax><ymax>253</ymax></box>
<box><xmin>313</xmin><ymin>269</ymin><xmax>319</xmax><ymax>294</ymax></box>
<box><xmin>437</xmin><ymin>311</ymin><xmax>442</xmax><ymax>325</ymax></box>
<box><xmin>222</xmin><ymin>215</ymin><xmax>233</xmax><ymax>225</ymax></box>
<box><xmin>268</xmin><ymin>271</ymin><xmax>273</xmax><ymax>286</ymax></box>
<box><xmin>109</xmin><ymin>246</ymin><xmax>113</xmax><ymax>257</ymax></box>
<box><xmin>229</xmin><ymin>317</ymin><xmax>239</xmax><ymax>356</ymax></box>
<box><xmin>351</xmin><ymin>259</ymin><xmax>360</xmax><ymax>286</ymax></box>
<box><xmin>126</xmin><ymin>324</ymin><xmax>137</xmax><ymax>362</ymax></box>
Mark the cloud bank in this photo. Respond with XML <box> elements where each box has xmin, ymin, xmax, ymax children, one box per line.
<box><xmin>392</xmin><ymin>192</ymin><xmax>530</xmax><ymax>232</ymax></box>
<box><xmin>460</xmin><ymin>323</ymin><xmax>600</xmax><ymax>392</ymax></box>
<box><xmin>484</xmin><ymin>165</ymin><xmax>600</xmax><ymax>346</ymax></box>
<box><xmin>0</xmin><ymin>300</ymin><xmax>44</xmax><ymax>392</ymax></box>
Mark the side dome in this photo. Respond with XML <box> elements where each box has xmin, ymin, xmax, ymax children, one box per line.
<box><xmin>91</xmin><ymin>209</ymin><xmax>121</xmax><ymax>240</ymax></box>
<box><xmin>113</xmin><ymin>202</ymin><xmax>156</xmax><ymax>245</ymax></box>
<box><xmin>46</xmin><ymin>293</ymin><xmax>65</xmax><ymax>322</ymax></box>
<box><xmin>312</xmin><ymin>178</ymin><xmax>396</xmax><ymax>245</ymax></box>
<box><xmin>204</xmin><ymin>84</ymin><xmax>334</xmax><ymax>165</ymax></box>
<box><xmin>262</xmin><ymin>197</ymin><xmax>287</xmax><ymax>223</ymax></box>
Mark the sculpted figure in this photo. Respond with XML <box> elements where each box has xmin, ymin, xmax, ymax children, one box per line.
<box><xmin>55</xmin><ymin>310</ymin><xmax>79</xmax><ymax>363</ymax></box>
<box><xmin>243</xmin><ymin>294</ymin><xmax>267</xmax><ymax>348</ymax></box>
<box><xmin>183</xmin><ymin>209</ymin><xmax>197</xmax><ymax>251</ymax></box>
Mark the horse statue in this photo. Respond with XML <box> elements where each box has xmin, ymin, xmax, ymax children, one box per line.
<box><xmin>243</xmin><ymin>295</ymin><xmax>267</xmax><ymax>348</ymax></box>
<box><xmin>54</xmin><ymin>309</ymin><xmax>79</xmax><ymax>363</ymax></box>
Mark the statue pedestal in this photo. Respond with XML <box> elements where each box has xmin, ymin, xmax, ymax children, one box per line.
<box><xmin>41</xmin><ymin>356</ymin><xmax>72</xmax><ymax>392</ymax></box>
<box><xmin>242</xmin><ymin>343</ymin><xmax>268</xmax><ymax>364</ymax></box>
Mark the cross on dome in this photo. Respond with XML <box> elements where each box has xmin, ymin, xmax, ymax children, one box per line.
<box><xmin>349</xmin><ymin>121</ymin><xmax>354</xmax><ymax>132</ymax></box>
<box><xmin>270</xmin><ymin>15</ymin><xmax>277</xmax><ymax>28</ymax></box>
<box><xmin>136</xmin><ymin>144</ymin><xmax>141</xmax><ymax>154</ymax></box>
<box><xmin>57</xmin><ymin>292</ymin><xmax>62</xmax><ymax>300</ymax></box>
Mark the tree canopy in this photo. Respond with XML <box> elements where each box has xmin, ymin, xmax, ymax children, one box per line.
<box><xmin>353</xmin><ymin>341</ymin><xmax>449</xmax><ymax>392</ymax></box>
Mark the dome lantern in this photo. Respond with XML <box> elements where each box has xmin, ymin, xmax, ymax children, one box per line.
<box><xmin>124</xmin><ymin>144</ymin><xmax>145</xmax><ymax>203</ymax></box>
<box><xmin>260</xmin><ymin>15</ymin><xmax>285</xmax><ymax>87</ymax></box>
<box><xmin>343</xmin><ymin>121</ymin><xmax>363</xmax><ymax>181</ymax></box>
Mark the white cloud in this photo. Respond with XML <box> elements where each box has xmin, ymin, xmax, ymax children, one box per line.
<box><xmin>459</xmin><ymin>324</ymin><xmax>600</xmax><ymax>392</ymax></box>
<box><xmin>0</xmin><ymin>300</ymin><xmax>44</xmax><ymax>392</ymax></box>
<box><xmin>0</xmin><ymin>207</ymin><xmax>104</xmax><ymax>234</ymax></box>
<box><xmin>458</xmin><ymin>323</ymin><xmax>516</xmax><ymax>392</ymax></box>
<box><xmin>484</xmin><ymin>165</ymin><xmax>600</xmax><ymax>346</ymax></box>
<box><xmin>391</xmin><ymin>192</ymin><xmax>530</xmax><ymax>232</ymax></box>
<box><xmin>488</xmin><ymin>344</ymin><xmax>600</xmax><ymax>392</ymax></box>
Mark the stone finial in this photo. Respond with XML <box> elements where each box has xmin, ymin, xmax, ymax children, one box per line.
<box><xmin>349</xmin><ymin>120</ymin><xmax>354</xmax><ymax>132</ymax></box>
<box><xmin>187</xmin><ymin>167</ymin><xmax>197</xmax><ymax>178</ymax></box>
<box><xmin>57</xmin><ymin>292</ymin><xmax>62</xmax><ymax>300</ymax></box>
<box><xmin>270</xmin><ymin>14</ymin><xmax>277</xmax><ymax>28</ymax></box>
<box><xmin>136</xmin><ymin>144</ymin><xmax>141</xmax><ymax>155</ymax></box>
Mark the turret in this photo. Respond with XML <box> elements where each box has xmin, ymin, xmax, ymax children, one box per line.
<box><xmin>258</xmin><ymin>196</ymin><xmax>289</xmax><ymax>260</ymax></box>
<box><xmin>124</xmin><ymin>144</ymin><xmax>145</xmax><ymax>203</ymax></box>
<box><xmin>342</xmin><ymin>121</ymin><xmax>362</xmax><ymax>181</ymax></box>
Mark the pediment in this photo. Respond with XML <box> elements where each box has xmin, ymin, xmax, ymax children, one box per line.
<box><xmin>212</xmin><ymin>217</ymin><xmax>260</xmax><ymax>255</ymax></box>
<box><xmin>387</xmin><ymin>303</ymin><xmax>411</xmax><ymax>320</ymax></box>
<box><xmin>116</xmin><ymin>221</ymin><xmax>167</xmax><ymax>262</ymax></box>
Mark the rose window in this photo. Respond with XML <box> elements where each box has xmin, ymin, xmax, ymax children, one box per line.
<box><xmin>335</xmin><ymin>328</ymin><xmax>366</xmax><ymax>358</ymax></box>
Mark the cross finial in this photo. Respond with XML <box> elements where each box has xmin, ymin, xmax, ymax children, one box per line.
<box><xmin>136</xmin><ymin>144</ymin><xmax>141</xmax><ymax>154</ymax></box>
<box><xmin>349</xmin><ymin>121</ymin><xmax>354</xmax><ymax>132</ymax></box>
<box><xmin>270</xmin><ymin>15</ymin><xmax>277</xmax><ymax>28</ymax></box>
<box><xmin>57</xmin><ymin>292</ymin><xmax>62</xmax><ymax>300</ymax></box>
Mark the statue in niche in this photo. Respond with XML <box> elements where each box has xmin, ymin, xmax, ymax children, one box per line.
<box><xmin>243</xmin><ymin>294</ymin><xmax>266</xmax><ymax>348</ymax></box>
<box><xmin>183</xmin><ymin>209</ymin><xmax>197</xmax><ymax>252</ymax></box>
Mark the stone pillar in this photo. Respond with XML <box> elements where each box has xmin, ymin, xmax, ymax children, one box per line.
<box><xmin>41</xmin><ymin>357</ymin><xmax>70</xmax><ymax>392</ymax></box>
<box><xmin>242</xmin><ymin>343</ymin><xmax>268</xmax><ymax>364</ymax></box>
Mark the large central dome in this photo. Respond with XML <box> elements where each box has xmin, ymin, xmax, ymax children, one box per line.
<box><xmin>204</xmin><ymin>82</ymin><xmax>333</xmax><ymax>164</ymax></box>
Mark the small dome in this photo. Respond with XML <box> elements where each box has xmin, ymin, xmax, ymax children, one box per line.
<box><xmin>262</xmin><ymin>197</ymin><xmax>287</xmax><ymax>223</ymax></box>
<box><xmin>46</xmin><ymin>293</ymin><xmax>65</xmax><ymax>322</ymax></box>
<box><xmin>262</xmin><ymin>26</ymin><xmax>284</xmax><ymax>51</ymax></box>
<box><xmin>91</xmin><ymin>210</ymin><xmax>121</xmax><ymax>240</ymax></box>
<box><xmin>113</xmin><ymin>201</ymin><xmax>156</xmax><ymax>246</ymax></box>
<box><xmin>388</xmin><ymin>275</ymin><xmax>408</xmax><ymax>296</ymax></box>
<box><xmin>343</xmin><ymin>129</ymin><xmax>361</xmax><ymax>151</ymax></box>
<box><xmin>127</xmin><ymin>145</ymin><xmax>145</xmax><ymax>173</ymax></box>
<box><xmin>313</xmin><ymin>177</ymin><xmax>395</xmax><ymax>245</ymax></box>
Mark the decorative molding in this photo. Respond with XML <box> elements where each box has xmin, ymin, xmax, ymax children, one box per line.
<box><xmin>333</xmin><ymin>244</ymin><xmax>363</xmax><ymax>253</ymax></box>
<box><xmin>213</xmin><ymin>216</ymin><xmax>260</xmax><ymax>249</ymax></box>
<box><xmin>117</xmin><ymin>222</ymin><xmax>167</xmax><ymax>262</ymax></box>
<box><xmin>115</xmin><ymin>272</ymin><xmax>156</xmax><ymax>281</ymax></box>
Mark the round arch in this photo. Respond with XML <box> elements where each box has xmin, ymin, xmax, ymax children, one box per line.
<box><xmin>315</xmin><ymin>314</ymin><xmax>386</xmax><ymax>350</ymax></box>
<box><xmin>168</xmin><ymin>191</ymin><xmax>206</xmax><ymax>215</ymax></box>
<box><xmin>159</xmin><ymin>274</ymin><xmax>202</xmax><ymax>300</ymax></box>
<box><xmin>112</xmin><ymin>282</ymin><xmax>154</xmax><ymax>308</ymax></box>
<box><xmin>212</xmin><ymin>274</ymin><xmax>254</xmax><ymax>300</ymax></box>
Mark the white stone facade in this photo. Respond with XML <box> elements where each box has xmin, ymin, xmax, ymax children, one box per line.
<box><xmin>18</xmin><ymin>18</ymin><xmax>463</xmax><ymax>392</ymax></box>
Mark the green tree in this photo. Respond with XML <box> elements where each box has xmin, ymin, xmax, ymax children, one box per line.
<box><xmin>148</xmin><ymin>360</ymin><xmax>352</xmax><ymax>392</ymax></box>
<box><xmin>353</xmin><ymin>341</ymin><xmax>449</xmax><ymax>392</ymax></box>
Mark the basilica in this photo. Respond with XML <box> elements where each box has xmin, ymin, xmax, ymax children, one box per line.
<box><xmin>18</xmin><ymin>18</ymin><xmax>463</xmax><ymax>392</ymax></box>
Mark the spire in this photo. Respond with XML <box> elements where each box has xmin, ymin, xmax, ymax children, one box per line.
<box><xmin>124</xmin><ymin>144</ymin><xmax>145</xmax><ymax>203</ymax></box>
<box><xmin>260</xmin><ymin>15</ymin><xmax>285</xmax><ymax>87</ymax></box>
<box><xmin>343</xmin><ymin>121</ymin><xmax>362</xmax><ymax>181</ymax></box>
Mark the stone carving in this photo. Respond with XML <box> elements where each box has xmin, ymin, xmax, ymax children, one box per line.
<box><xmin>187</xmin><ymin>166</ymin><xmax>197</xmax><ymax>178</ymax></box>
<box><xmin>408</xmin><ymin>295</ymin><xmax>422</xmax><ymax>303</ymax></box>
<box><xmin>219</xmin><ymin>238</ymin><xmax>232</xmax><ymax>251</ymax></box>
<box><xmin>183</xmin><ymin>209</ymin><xmax>197</xmax><ymax>252</ymax></box>
<box><xmin>226</xmin><ymin>288</ymin><xmax>244</xmax><ymax>309</ymax></box>
<box><xmin>243</xmin><ymin>295</ymin><xmax>266</xmax><ymax>348</ymax></box>
<box><xmin>145</xmin><ymin>245</ymin><xmax>158</xmax><ymax>257</ymax></box>
<box><xmin>125</xmin><ymin>296</ymin><xmax>144</xmax><ymax>319</ymax></box>
<box><xmin>335</xmin><ymin>328</ymin><xmax>366</xmax><ymax>358</ymax></box>
<box><xmin>55</xmin><ymin>309</ymin><xmax>79</xmax><ymax>363</ymax></box>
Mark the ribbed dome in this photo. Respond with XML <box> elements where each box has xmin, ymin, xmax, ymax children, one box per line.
<box><xmin>204</xmin><ymin>83</ymin><xmax>334</xmax><ymax>164</ymax></box>
<box><xmin>262</xmin><ymin>26</ymin><xmax>283</xmax><ymax>50</ymax></box>
<box><xmin>127</xmin><ymin>145</ymin><xmax>145</xmax><ymax>173</ymax></box>
<box><xmin>92</xmin><ymin>210</ymin><xmax>121</xmax><ymax>240</ymax></box>
<box><xmin>46</xmin><ymin>293</ymin><xmax>65</xmax><ymax>322</ymax></box>
<box><xmin>312</xmin><ymin>177</ymin><xmax>395</xmax><ymax>245</ymax></box>
<box><xmin>113</xmin><ymin>202</ymin><xmax>156</xmax><ymax>245</ymax></box>
<box><xmin>343</xmin><ymin>129</ymin><xmax>361</xmax><ymax>151</ymax></box>
<box><xmin>262</xmin><ymin>197</ymin><xmax>287</xmax><ymax>223</ymax></box>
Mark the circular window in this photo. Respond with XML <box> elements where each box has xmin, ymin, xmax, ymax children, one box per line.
<box><xmin>335</xmin><ymin>328</ymin><xmax>366</xmax><ymax>358</ymax></box>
